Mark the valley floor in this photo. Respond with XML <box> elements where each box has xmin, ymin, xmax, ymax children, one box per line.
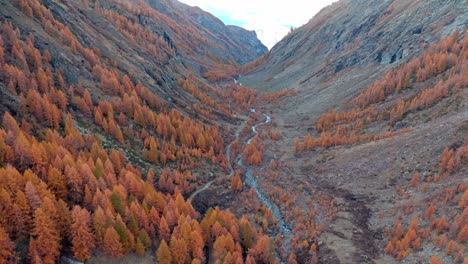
<box><xmin>193</xmin><ymin>79</ymin><xmax>467</xmax><ymax>263</ymax></box>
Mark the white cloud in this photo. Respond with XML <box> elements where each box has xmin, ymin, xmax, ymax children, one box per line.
<box><xmin>179</xmin><ymin>0</ymin><xmax>338</xmax><ymax>49</ymax></box>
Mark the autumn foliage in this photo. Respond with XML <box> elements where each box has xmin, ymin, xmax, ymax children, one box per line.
<box><xmin>0</xmin><ymin>224</ymin><xmax>15</xmax><ymax>264</ymax></box>
<box><xmin>242</xmin><ymin>139</ymin><xmax>264</xmax><ymax>165</ymax></box>
<box><xmin>231</xmin><ymin>171</ymin><xmax>243</xmax><ymax>191</ymax></box>
<box><xmin>295</xmin><ymin>31</ymin><xmax>467</xmax><ymax>153</ymax></box>
<box><xmin>0</xmin><ymin>2</ymin><xmax>278</xmax><ymax>263</ymax></box>
<box><xmin>1</xmin><ymin>0</ymin><xmax>466</xmax><ymax>263</ymax></box>
<box><xmin>70</xmin><ymin>206</ymin><xmax>95</xmax><ymax>261</ymax></box>
<box><xmin>384</xmin><ymin>139</ymin><xmax>468</xmax><ymax>262</ymax></box>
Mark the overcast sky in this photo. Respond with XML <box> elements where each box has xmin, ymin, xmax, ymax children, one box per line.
<box><xmin>179</xmin><ymin>0</ymin><xmax>338</xmax><ymax>49</ymax></box>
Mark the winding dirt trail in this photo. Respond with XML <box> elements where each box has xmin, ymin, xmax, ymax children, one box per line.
<box><xmin>226</xmin><ymin>116</ymin><xmax>249</xmax><ymax>177</ymax></box>
<box><xmin>188</xmin><ymin>180</ymin><xmax>214</xmax><ymax>201</ymax></box>
<box><xmin>188</xmin><ymin>116</ymin><xmax>248</xmax><ymax>202</ymax></box>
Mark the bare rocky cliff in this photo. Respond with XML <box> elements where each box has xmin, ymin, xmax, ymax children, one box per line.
<box><xmin>146</xmin><ymin>0</ymin><xmax>267</xmax><ymax>65</ymax></box>
<box><xmin>241</xmin><ymin>0</ymin><xmax>467</xmax><ymax>93</ymax></box>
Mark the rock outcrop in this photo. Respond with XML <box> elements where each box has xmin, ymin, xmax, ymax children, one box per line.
<box><xmin>147</xmin><ymin>0</ymin><xmax>267</xmax><ymax>65</ymax></box>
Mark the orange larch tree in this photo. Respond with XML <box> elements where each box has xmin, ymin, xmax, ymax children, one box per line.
<box><xmin>249</xmin><ymin>235</ymin><xmax>275</xmax><ymax>263</ymax></box>
<box><xmin>159</xmin><ymin>216</ymin><xmax>171</xmax><ymax>242</ymax></box>
<box><xmin>103</xmin><ymin>226</ymin><xmax>123</xmax><ymax>258</ymax></box>
<box><xmin>429</xmin><ymin>255</ymin><xmax>443</xmax><ymax>264</ymax></box>
<box><xmin>30</xmin><ymin>208</ymin><xmax>61</xmax><ymax>264</ymax></box>
<box><xmin>170</xmin><ymin>235</ymin><xmax>189</xmax><ymax>264</ymax></box>
<box><xmin>287</xmin><ymin>253</ymin><xmax>298</xmax><ymax>264</ymax></box>
<box><xmin>190</xmin><ymin>229</ymin><xmax>205</xmax><ymax>261</ymax></box>
<box><xmin>70</xmin><ymin>205</ymin><xmax>95</xmax><ymax>261</ymax></box>
<box><xmin>0</xmin><ymin>224</ymin><xmax>15</xmax><ymax>264</ymax></box>
<box><xmin>92</xmin><ymin>206</ymin><xmax>107</xmax><ymax>247</ymax></box>
<box><xmin>157</xmin><ymin>240</ymin><xmax>172</xmax><ymax>264</ymax></box>
<box><xmin>457</xmin><ymin>225</ymin><xmax>468</xmax><ymax>243</ymax></box>
<box><xmin>231</xmin><ymin>171</ymin><xmax>243</xmax><ymax>191</ymax></box>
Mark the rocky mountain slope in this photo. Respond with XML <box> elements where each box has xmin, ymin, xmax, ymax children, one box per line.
<box><xmin>148</xmin><ymin>0</ymin><xmax>267</xmax><ymax>65</ymax></box>
<box><xmin>244</xmin><ymin>0</ymin><xmax>466</xmax><ymax>85</ymax></box>
<box><xmin>0</xmin><ymin>0</ymin><xmax>266</xmax><ymax>115</ymax></box>
<box><xmin>241</xmin><ymin>0</ymin><xmax>466</xmax><ymax>111</ymax></box>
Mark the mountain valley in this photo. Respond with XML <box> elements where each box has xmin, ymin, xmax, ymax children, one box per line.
<box><xmin>0</xmin><ymin>0</ymin><xmax>466</xmax><ymax>264</ymax></box>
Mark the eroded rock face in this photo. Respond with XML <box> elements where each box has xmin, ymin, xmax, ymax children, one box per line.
<box><xmin>242</xmin><ymin>0</ymin><xmax>467</xmax><ymax>92</ymax></box>
<box><xmin>146</xmin><ymin>0</ymin><xmax>268</xmax><ymax>65</ymax></box>
<box><xmin>226</xmin><ymin>25</ymin><xmax>268</xmax><ymax>63</ymax></box>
